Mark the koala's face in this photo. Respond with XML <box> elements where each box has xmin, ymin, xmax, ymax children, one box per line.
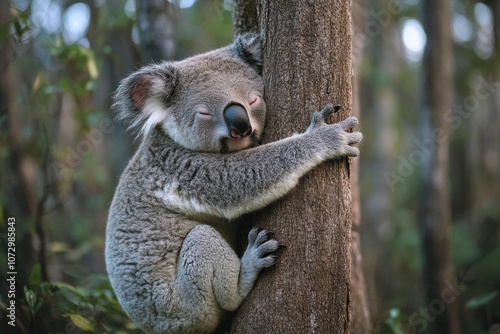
<box><xmin>114</xmin><ymin>34</ymin><xmax>266</xmax><ymax>153</ymax></box>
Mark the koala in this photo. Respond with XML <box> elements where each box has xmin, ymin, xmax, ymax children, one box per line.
<box><xmin>105</xmin><ymin>33</ymin><xmax>362</xmax><ymax>334</ymax></box>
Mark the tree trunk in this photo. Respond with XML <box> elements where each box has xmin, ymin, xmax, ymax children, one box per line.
<box><xmin>350</xmin><ymin>0</ymin><xmax>371</xmax><ymax>332</ymax></box>
<box><xmin>418</xmin><ymin>0</ymin><xmax>461</xmax><ymax>333</ymax></box>
<box><xmin>232</xmin><ymin>0</ymin><xmax>259</xmax><ymax>36</ymax></box>
<box><xmin>466</xmin><ymin>0</ymin><xmax>500</xmax><ymax>245</ymax></box>
<box><xmin>231</xmin><ymin>1</ymin><xmax>353</xmax><ymax>333</ymax></box>
<box><xmin>361</xmin><ymin>0</ymin><xmax>400</xmax><ymax>320</ymax></box>
<box><xmin>135</xmin><ymin>0</ymin><xmax>176</xmax><ymax>63</ymax></box>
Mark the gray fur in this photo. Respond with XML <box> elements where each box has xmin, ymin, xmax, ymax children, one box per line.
<box><xmin>105</xmin><ymin>33</ymin><xmax>362</xmax><ymax>334</ymax></box>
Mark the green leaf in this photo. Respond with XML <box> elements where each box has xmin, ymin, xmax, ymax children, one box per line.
<box><xmin>24</xmin><ymin>286</ymin><xmax>42</xmax><ymax>315</ymax></box>
<box><xmin>24</xmin><ymin>286</ymin><xmax>43</xmax><ymax>316</ymax></box>
<box><xmin>24</xmin><ymin>287</ymin><xmax>37</xmax><ymax>310</ymax></box>
<box><xmin>54</xmin><ymin>283</ymin><xmax>81</xmax><ymax>305</ymax></box>
<box><xmin>65</xmin><ymin>313</ymin><xmax>97</xmax><ymax>333</ymax></box>
<box><xmin>466</xmin><ymin>291</ymin><xmax>498</xmax><ymax>309</ymax></box>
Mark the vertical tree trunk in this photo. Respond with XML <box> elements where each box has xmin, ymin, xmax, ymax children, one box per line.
<box><xmin>467</xmin><ymin>0</ymin><xmax>500</xmax><ymax>232</ymax></box>
<box><xmin>232</xmin><ymin>0</ymin><xmax>259</xmax><ymax>36</ymax></box>
<box><xmin>350</xmin><ymin>0</ymin><xmax>371</xmax><ymax>332</ymax></box>
<box><xmin>361</xmin><ymin>0</ymin><xmax>400</xmax><ymax>318</ymax></box>
<box><xmin>135</xmin><ymin>0</ymin><xmax>176</xmax><ymax>63</ymax></box>
<box><xmin>231</xmin><ymin>1</ymin><xmax>354</xmax><ymax>333</ymax></box>
<box><xmin>419</xmin><ymin>0</ymin><xmax>461</xmax><ymax>333</ymax></box>
<box><xmin>97</xmin><ymin>0</ymin><xmax>140</xmax><ymax>180</ymax></box>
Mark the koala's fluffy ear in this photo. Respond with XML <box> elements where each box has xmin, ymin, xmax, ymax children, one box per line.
<box><xmin>233</xmin><ymin>33</ymin><xmax>263</xmax><ymax>75</ymax></box>
<box><xmin>113</xmin><ymin>63</ymin><xmax>179</xmax><ymax>135</ymax></box>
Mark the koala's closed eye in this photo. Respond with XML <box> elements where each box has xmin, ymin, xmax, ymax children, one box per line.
<box><xmin>195</xmin><ymin>106</ymin><xmax>213</xmax><ymax>119</ymax></box>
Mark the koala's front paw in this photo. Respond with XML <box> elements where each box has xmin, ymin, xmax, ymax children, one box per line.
<box><xmin>243</xmin><ymin>228</ymin><xmax>280</xmax><ymax>270</ymax></box>
<box><xmin>307</xmin><ymin>103</ymin><xmax>363</xmax><ymax>158</ymax></box>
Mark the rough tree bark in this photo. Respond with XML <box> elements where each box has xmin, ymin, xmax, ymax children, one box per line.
<box><xmin>418</xmin><ymin>0</ymin><xmax>462</xmax><ymax>333</ymax></box>
<box><xmin>231</xmin><ymin>1</ymin><xmax>354</xmax><ymax>333</ymax></box>
<box><xmin>232</xmin><ymin>0</ymin><xmax>259</xmax><ymax>36</ymax></box>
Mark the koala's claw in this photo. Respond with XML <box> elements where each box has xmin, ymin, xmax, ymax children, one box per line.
<box><xmin>320</xmin><ymin>103</ymin><xmax>334</xmax><ymax>118</ymax></box>
<box><xmin>320</xmin><ymin>103</ymin><xmax>341</xmax><ymax>119</ymax></box>
<box><xmin>253</xmin><ymin>228</ymin><xmax>276</xmax><ymax>249</ymax></box>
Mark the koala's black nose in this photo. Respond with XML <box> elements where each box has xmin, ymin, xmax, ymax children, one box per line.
<box><xmin>223</xmin><ymin>104</ymin><xmax>252</xmax><ymax>138</ymax></box>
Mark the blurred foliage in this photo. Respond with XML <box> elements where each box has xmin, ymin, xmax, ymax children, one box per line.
<box><xmin>24</xmin><ymin>265</ymin><xmax>137</xmax><ymax>333</ymax></box>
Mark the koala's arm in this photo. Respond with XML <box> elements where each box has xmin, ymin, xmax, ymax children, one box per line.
<box><xmin>157</xmin><ymin>105</ymin><xmax>362</xmax><ymax>220</ymax></box>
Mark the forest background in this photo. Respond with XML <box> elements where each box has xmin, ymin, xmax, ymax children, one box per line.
<box><xmin>0</xmin><ymin>0</ymin><xmax>499</xmax><ymax>333</ymax></box>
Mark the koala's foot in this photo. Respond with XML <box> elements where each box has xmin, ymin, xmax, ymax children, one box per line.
<box><xmin>246</xmin><ymin>228</ymin><xmax>280</xmax><ymax>268</ymax></box>
<box><xmin>239</xmin><ymin>228</ymin><xmax>280</xmax><ymax>296</ymax></box>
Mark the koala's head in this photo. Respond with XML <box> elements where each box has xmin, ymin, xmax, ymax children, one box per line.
<box><xmin>113</xmin><ymin>33</ymin><xmax>265</xmax><ymax>153</ymax></box>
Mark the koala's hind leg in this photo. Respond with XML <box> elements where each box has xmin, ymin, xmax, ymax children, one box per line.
<box><xmin>174</xmin><ymin>224</ymin><xmax>279</xmax><ymax>331</ymax></box>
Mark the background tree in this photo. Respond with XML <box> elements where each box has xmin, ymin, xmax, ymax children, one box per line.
<box><xmin>351</xmin><ymin>0</ymin><xmax>372</xmax><ymax>332</ymax></box>
<box><xmin>231</xmin><ymin>1</ymin><xmax>354</xmax><ymax>332</ymax></box>
<box><xmin>135</xmin><ymin>0</ymin><xmax>176</xmax><ymax>63</ymax></box>
<box><xmin>418</xmin><ymin>0</ymin><xmax>461</xmax><ymax>333</ymax></box>
<box><xmin>360</xmin><ymin>0</ymin><xmax>401</xmax><ymax>321</ymax></box>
